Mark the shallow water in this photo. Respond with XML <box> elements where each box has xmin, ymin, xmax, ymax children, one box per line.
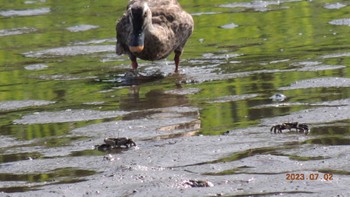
<box><xmin>0</xmin><ymin>0</ymin><xmax>349</xmax><ymax>196</ymax></box>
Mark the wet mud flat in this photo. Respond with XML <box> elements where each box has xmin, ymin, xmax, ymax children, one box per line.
<box><xmin>1</xmin><ymin>77</ymin><xmax>350</xmax><ymax>197</ymax></box>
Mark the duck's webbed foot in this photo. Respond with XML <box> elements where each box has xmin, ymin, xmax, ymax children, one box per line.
<box><xmin>124</xmin><ymin>56</ymin><xmax>144</xmax><ymax>79</ymax></box>
<box><xmin>124</xmin><ymin>69</ymin><xmax>144</xmax><ymax>79</ymax></box>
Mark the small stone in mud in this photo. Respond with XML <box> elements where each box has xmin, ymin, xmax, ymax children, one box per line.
<box><xmin>183</xmin><ymin>180</ymin><xmax>214</xmax><ymax>188</ymax></box>
<box><xmin>270</xmin><ymin>93</ymin><xmax>286</xmax><ymax>102</ymax></box>
<box><xmin>103</xmin><ymin>154</ymin><xmax>115</xmax><ymax>161</ymax></box>
<box><xmin>219</xmin><ymin>23</ymin><xmax>239</xmax><ymax>29</ymax></box>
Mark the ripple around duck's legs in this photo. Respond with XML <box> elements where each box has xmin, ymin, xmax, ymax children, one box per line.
<box><xmin>115</xmin><ymin>69</ymin><xmax>165</xmax><ymax>86</ymax></box>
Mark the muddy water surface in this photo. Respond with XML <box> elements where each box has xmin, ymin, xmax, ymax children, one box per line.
<box><xmin>0</xmin><ymin>0</ymin><xmax>350</xmax><ymax>196</ymax></box>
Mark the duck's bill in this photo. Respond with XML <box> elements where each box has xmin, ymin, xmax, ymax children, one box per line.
<box><xmin>129</xmin><ymin>32</ymin><xmax>144</xmax><ymax>53</ymax></box>
<box><xmin>129</xmin><ymin>45</ymin><xmax>144</xmax><ymax>53</ymax></box>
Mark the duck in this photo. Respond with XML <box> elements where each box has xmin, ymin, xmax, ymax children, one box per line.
<box><xmin>116</xmin><ymin>0</ymin><xmax>194</xmax><ymax>73</ymax></box>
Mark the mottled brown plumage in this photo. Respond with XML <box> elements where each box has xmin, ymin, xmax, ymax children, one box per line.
<box><xmin>116</xmin><ymin>0</ymin><xmax>194</xmax><ymax>72</ymax></box>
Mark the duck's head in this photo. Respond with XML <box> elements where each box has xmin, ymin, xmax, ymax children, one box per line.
<box><xmin>128</xmin><ymin>2</ymin><xmax>151</xmax><ymax>53</ymax></box>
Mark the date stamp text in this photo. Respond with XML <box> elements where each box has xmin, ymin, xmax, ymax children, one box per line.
<box><xmin>286</xmin><ymin>173</ymin><xmax>333</xmax><ymax>181</ymax></box>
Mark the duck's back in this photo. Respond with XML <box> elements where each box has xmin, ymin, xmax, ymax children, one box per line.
<box><xmin>148</xmin><ymin>0</ymin><xmax>193</xmax><ymax>55</ymax></box>
<box><xmin>128</xmin><ymin>0</ymin><xmax>179</xmax><ymax>8</ymax></box>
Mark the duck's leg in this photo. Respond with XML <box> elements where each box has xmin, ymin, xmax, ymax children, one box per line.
<box><xmin>130</xmin><ymin>55</ymin><xmax>138</xmax><ymax>70</ymax></box>
<box><xmin>125</xmin><ymin>54</ymin><xmax>141</xmax><ymax>79</ymax></box>
<box><xmin>174</xmin><ymin>50</ymin><xmax>182</xmax><ymax>73</ymax></box>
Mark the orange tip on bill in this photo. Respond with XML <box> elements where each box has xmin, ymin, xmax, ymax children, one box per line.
<box><xmin>129</xmin><ymin>45</ymin><xmax>144</xmax><ymax>53</ymax></box>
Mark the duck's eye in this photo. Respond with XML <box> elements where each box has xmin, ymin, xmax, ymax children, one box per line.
<box><xmin>143</xmin><ymin>12</ymin><xmax>147</xmax><ymax>17</ymax></box>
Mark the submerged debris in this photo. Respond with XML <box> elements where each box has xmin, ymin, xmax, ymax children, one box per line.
<box><xmin>270</xmin><ymin>122</ymin><xmax>309</xmax><ymax>134</ymax></box>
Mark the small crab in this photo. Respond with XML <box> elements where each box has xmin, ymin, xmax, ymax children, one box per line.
<box><xmin>296</xmin><ymin>123</ymin><xmax>309</xmax><ymax>133</ymax></box>
<box><xmin>104</xmin><ymin>137</ymin><xmax>136</xmax><ymax>148</ymax></box>
<box><xmin>270</xmin><ymin>122</ymin><xmax>309</xmax><ymax>134</ymax></box>
<box><xmin>95</xmin><ymin>143</ymin><xmax>112</xmax><ymax>151</ymax></box>
<box><xmin>183</xmin><ymin>180</ymin><xmax>214</xmax><ymax>188</ymax></box>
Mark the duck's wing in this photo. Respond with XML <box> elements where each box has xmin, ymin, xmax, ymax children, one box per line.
<box><xmin>116</xmin><ymin>14</ymin><xmax>131</xmax><ymax>55</ymax></box>
<box><xmin>150</xmin><ymin>3</ymin><xmax>194</xmax><ymax>51</ymax></box>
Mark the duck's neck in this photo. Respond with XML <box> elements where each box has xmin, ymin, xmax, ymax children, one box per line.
<box><xmin>143</xmin><ymin>22</ymin><xmax>154</xmax><ymax>34</ymax></box>
<box><xmin>143</xmin><ymin>22</ymin><xmax>168</xmax><ymax>43</ymax></box>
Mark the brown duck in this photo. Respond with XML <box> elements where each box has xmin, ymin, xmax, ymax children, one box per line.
<box><xmin>116</xmin><ymin>0</ymin><xmax>194</xmax><ymax>73</ymax></box>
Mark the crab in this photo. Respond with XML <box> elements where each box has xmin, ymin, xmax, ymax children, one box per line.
<box><xmin>104</xmin><ymin>137</ymin><xmax>136</xmax><ymax>148</ymax></box>
<box><xmin>95</xmin><ymin>143</ymin><xmax>112</xmax><ymax>151</ymax></box>
<box><xmin>296</xmin><ymin>123</ymin><xmax>309</xmax><ymax>133</ymax></box>
<box><xmin>270</xmin><ymin>122</ymin><xmax>309</xmax><ymax>134</ymax></box>
<box><xmin>183</xmin><ymin>180</ymin><xmax>214</xmax><ymax>188</ymax></box>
